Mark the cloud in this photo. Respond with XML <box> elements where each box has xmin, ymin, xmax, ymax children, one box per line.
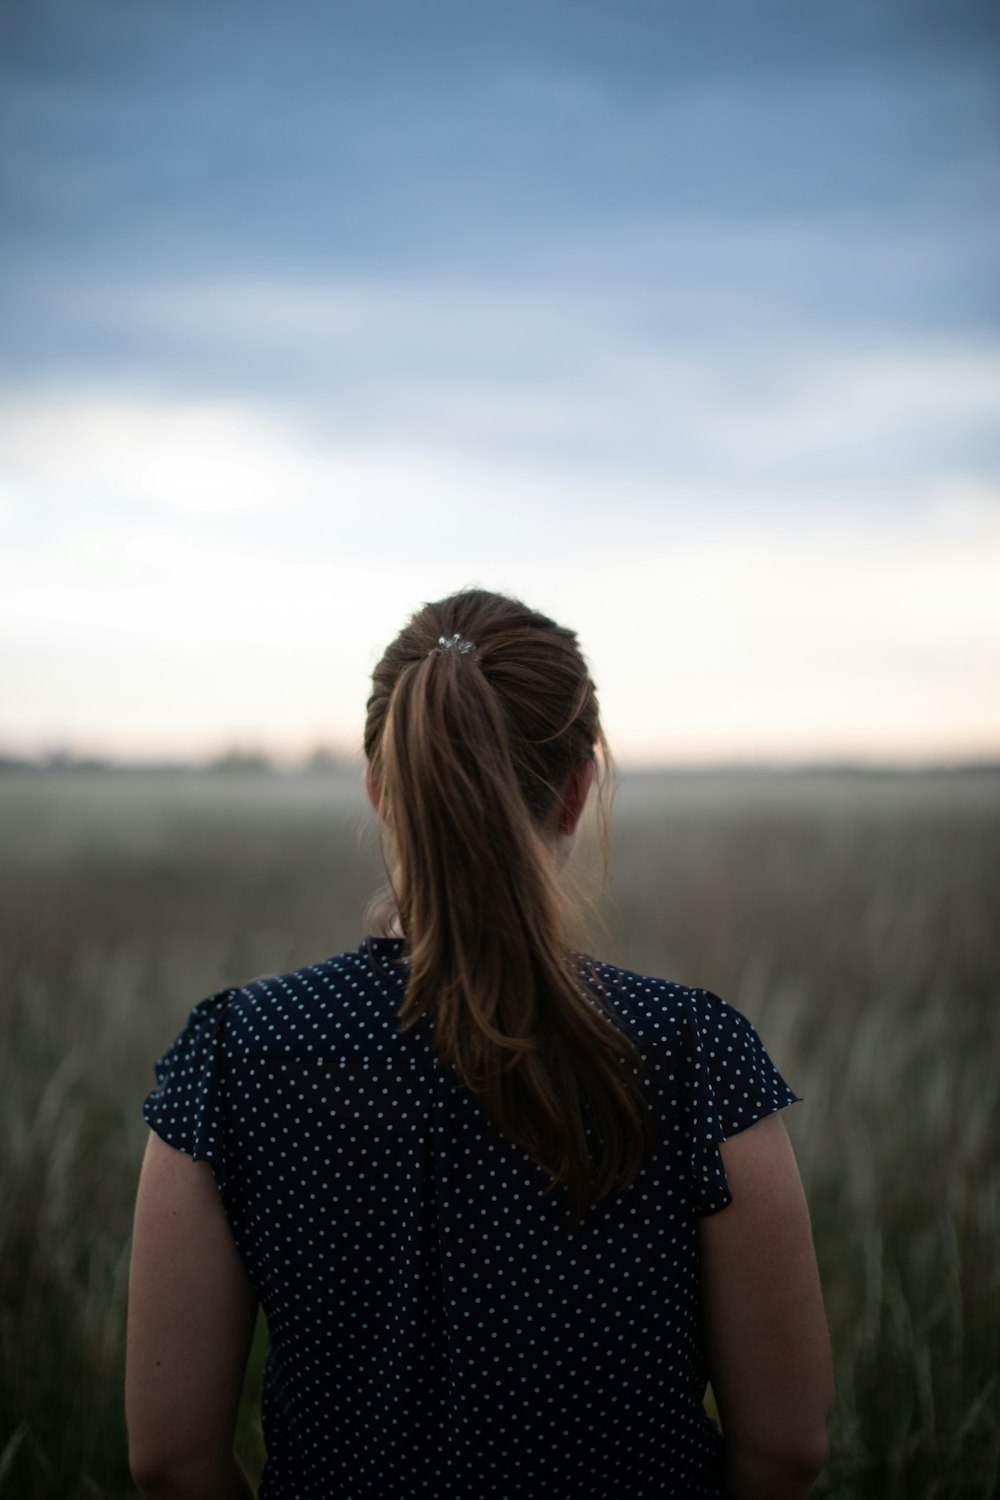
<box><xmin>6</xmin><ymin>265</ymin><xmax>998</xmax><ymax>488</ymax></box>
<box><xmin>1</xmin><ymin>384</ymin><xmax>997</xmax><ymax>763</ymax></box>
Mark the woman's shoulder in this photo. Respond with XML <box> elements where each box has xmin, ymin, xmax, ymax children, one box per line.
<box><xmin>202</xmin><ymin>939</ymin><xmax>406</xmax><ymax>1056</ymax></box>
<box><xmin>576</xmin><ymin>952</ymin><xmax>745</xmax><ymax>1041</ymax></box>
<box><xmin>577</xmin><ymin>953</ymin><xmax>792</xmax><ymax>1095</ymax></box>
<box><xmin>144</xmin><ymin>940</ymin><xmax>414</xmax><ymax>1175</ymax></box>
<box><xmin>581</xmin><ymin>956</ymin><xmax>800</xmax><ymax>1205</ymax></box>
<box><xmin>237</xmin><ymin>939</ymin><xmax>393</xmax><ymax>1000</ymax></box>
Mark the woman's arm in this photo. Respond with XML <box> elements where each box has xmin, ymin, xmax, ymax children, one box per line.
<box><xmin>697</xmin><ymin>1111</ymin><xmax>833</xmax><ymax>1500</ymax></box>
<box><xmin>126</xmin><ymin>1132</ymin><xmax>258</xmax><ymax>1500</ymax></box>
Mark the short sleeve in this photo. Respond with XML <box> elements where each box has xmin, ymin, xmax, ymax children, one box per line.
<box><xmin>143</xmin><ymin>989</ymin><xmax>236</xmax><ymax>1195</ymax></box>
<box><xmin>685</xmin><ymin>988</ymin><xmax>800</xmax><ymax>1216</ymax></box>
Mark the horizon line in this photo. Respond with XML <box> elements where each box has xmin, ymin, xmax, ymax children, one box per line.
<box><xmin>3</xmin><ymin>748</ymin><xmax>999</xmax><ymax>778</ymax></box>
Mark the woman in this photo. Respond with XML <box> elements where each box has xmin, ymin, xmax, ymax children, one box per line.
<box><xmin>127</xmin><ymin>588</ymin><xmax>833</xmax><ymax>1499</ymax></box>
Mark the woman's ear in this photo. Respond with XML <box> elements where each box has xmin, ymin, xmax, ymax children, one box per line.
<box><xmin>558</xmin><ymin>759</ymin><xmax>596</xmax><ymax>837</ymax></box>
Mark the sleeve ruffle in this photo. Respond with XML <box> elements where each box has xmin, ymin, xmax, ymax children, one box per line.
<box><xmin>143</xmin><ymin>988</ymin><xmax>236</xmax><ymax>1195</ymax></box>
<box><xmin>684</xmin><ymin>988</ymin><xmax>800</xmax><ymax>1217</ymax></box>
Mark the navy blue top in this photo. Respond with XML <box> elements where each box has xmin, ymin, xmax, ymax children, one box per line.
<box><xmin>143</xmin><ymin>938</ymin><xmax>798</xmax><ymax>1499</ymax></box>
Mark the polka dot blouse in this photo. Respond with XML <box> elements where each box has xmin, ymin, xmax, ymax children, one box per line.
<box><xmin>144</xmin><ymin>939</ymin><xmax>799</xmax><ymax>1499</ymax></box>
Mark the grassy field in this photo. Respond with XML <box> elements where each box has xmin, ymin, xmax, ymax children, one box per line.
<box><xmin>1</xmin><ymin>765</ymin><xmax>998</xmax><ymax>1498</ymax></box>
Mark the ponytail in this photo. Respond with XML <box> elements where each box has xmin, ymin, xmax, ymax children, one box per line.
<box><xmin>364</xmin><ymin>591</ymin><xmax>655</xmax><ymax>1224</ymax></box>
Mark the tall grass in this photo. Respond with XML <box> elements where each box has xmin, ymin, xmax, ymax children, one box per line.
<box><xmin>1</xmin><ymin>766</ymin><xmax>997</xmax><ymax>1497</ymax></box>
<box><xmin>604</xmin><ymin>770</ymin><xmax>1000</xmax><ymax>1497</ymax></box>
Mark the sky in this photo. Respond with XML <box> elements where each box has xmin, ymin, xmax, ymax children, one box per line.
<box><xmin>2</xmin><ymin>0</ymin><xmax>998</xmax><ymax>766</ymax></box>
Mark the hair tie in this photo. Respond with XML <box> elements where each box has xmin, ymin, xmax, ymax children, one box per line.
<box><xmin>434</xmin><ymin>633</ymin><xmax>476</xmax><ymax>656</ymax></box>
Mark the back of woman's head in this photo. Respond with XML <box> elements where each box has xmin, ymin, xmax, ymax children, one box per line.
<box><xmin>364</xmin><ymin>588</ymin><xmax>655</xmax><ymax>1224</ymax></box>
